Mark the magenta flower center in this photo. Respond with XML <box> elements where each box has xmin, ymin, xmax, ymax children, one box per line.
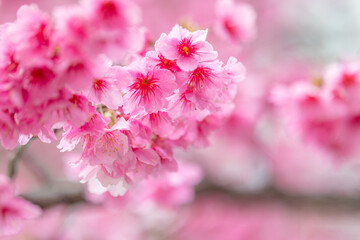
<box><xmin>93</xmin><ymin>78</ymin><xmax>107</xmax><ymax>91</ymax></box>
<box><xmin>6</xmin><ymin>55</ymin><xmax>18</xmax><ymax>73</ymax></box>
<box><xmin>177</xmin><ymin>38</ymin><xmax>197</xmax><ymax>57</ymax></box>
<box><xmin>188</xmin><ymin>66</ymin><xmax>214</xmax><ymax>90</ymax></box>
<box><xmin>157</xmin><ymin>54</ymin><xmax>178</xmax><ymax>72</ymax></box>
<box><xmin>34</xmin><ymin>22</ymin><xmax>49</xmax><ymax>47</ymax></box>
<box><xmin>29</xmin><ymin>67</ymin><xmax>55</xmax><ymax>85</ymax></box>
<box><xmin>67</xmin><ymin>62</ymin><xmax>86</xmax><ymax>75</ymax></box>
<box><xmin>100</xmin><ymin>1</ymin><xmax>118</xmax><ymax>19</ymax></box>
<box><xmin>223</xmin><ymin>18</ymin><xmax>238</xmax><ymax>37</ymax></box>
<box><xmin>129</xmin><ymin>73</ymin><xmax>159</xmax><ymax>102</ymax></box>
<box><xmin>341</xmin><ymin>72</ymin><xmax>357</xmax><ymax>86</ymax></box>
<box><xmin>69</xmin><ymin>95</ymin><xmax>82</xmax><ymax>107</ymax></box>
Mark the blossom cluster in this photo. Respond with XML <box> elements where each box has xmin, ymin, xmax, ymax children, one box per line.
<box><xmin>59</xmin><ymin>24</ymin><xmax>244</xmax><ymax>196</ymax></box>
<box><xmin>273</xmin><ymin>60</ymin><xmax>360</xmax><ymax>157</ymax></box>
<box><xmin>0</xmin><ymin>0</ymin><xmax>142</xmax><ymax>149</ymax></box>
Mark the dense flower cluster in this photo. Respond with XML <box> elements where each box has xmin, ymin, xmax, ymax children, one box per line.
<box><xmin>59</xmin><ymin>24</ymin><xmax>244</xmax><ymax>196</ymax></box>
<box><xmin>0</xmin><ymin>0</ymin><xmax>142</xmax><ymax>149</ymax></box>
<box><xmin>273</xmin><ymin>60</ymin><xmax>360</xmax><ymax>157</ymax></box>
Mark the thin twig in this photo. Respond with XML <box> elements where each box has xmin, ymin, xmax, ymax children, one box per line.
<box><xmin>7</xmin><ymin>139</ymin><xmax>34</xmax><ymax>179</ymax></box>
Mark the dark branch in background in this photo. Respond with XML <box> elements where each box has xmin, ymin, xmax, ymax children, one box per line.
<box><xmin>196</xmin><ymin>181</ymin><xmax>360</xmax><ymax>212</ymax></box>
<box><xmin>7</xmin><ymin>129</ymin><xmax>60</xmax><ymax>180</ymax></box>
<box><xmin>21</xmin><ymin>181</ymin><xmax>86</xmax><ymax>209</ymax></box>
<box><xmin>7</xmin><ymin>139</ymin><xmax>34</xmax><ymax>179</ymax></box>
<box><xmin>19</xmin><ymin>178</ymin><xmax>360</xmax><ymax>211</ymax></box>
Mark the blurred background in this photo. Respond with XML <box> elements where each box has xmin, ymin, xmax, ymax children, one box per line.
<box><xmin>1</xmin><ymin>0</ymin><xmax>360</xmax><ymax>239</ymax></box>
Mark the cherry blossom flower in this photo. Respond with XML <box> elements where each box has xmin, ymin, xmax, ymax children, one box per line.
<box><xmin>215</xmin><ymin>0</ymin><xmax>257</xmax><ymax>43</ymax></box>
<box><xmin>155</xmin><ymin>24</ymin><xmax>218</xmax><ymax>71</ymax></box>
<box><xmin>122</xmin><ymin>59</ymin><xmax>177</xmax><ymax>115</ymax></box>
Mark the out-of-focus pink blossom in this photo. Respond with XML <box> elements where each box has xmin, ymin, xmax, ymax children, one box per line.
<box><xmin>215</xmin><ymin>0</ymin><xmax>257</xmax><ymax>43</ymax></box>
<box><xmin>0</xmin><ymin>175</ymin><xmax>41</xmax><ymax>237</ymax></box>
<box><xmin>273</xmin><ymin>60</ymin><xmax>360</xmax><ymax>157</ymax></box>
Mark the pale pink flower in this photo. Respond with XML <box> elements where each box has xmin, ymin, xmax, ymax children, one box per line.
<box><xmin>139</xmin><ymin>111</ymin><xmax>175</xmax><ymax>138</ymax></box>
<box><xmin>138</xmin><ymin>162</ymin><xmax>202</xmax><ymax>207</ymax></box>
<box><xmin>58</xmin><ymin>110</ymin><xmax>109</xmax><ymax>152</ymax></box>
<box><xmin>0</xmin><ymin>111</ymin><xmax>19</xmax><ymax>150</ymax></box>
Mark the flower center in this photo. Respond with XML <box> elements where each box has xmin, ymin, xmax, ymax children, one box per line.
<box><xmin>94</xmin><ymin>78</ymin><xmax>107</xmax><ymax>91</ymax></box>
<box><xmin>188</xmin><ymin>66</ymin><xmax>214</xmax><ymax>90</ymax></box>
<box><xmin>100</xmin><ymin>1</ymin><xmax>118</xmax><ymax>19</ymax></box>
<box><xmin>29</xmin><ymin>67</ymin><xmax>55</xmax><ymax>85</ymax></box>
<box><xmin>178</xmin><ymin>38</ymin><xmax>196</xmax><ymax>57</ymax></box>
<box><xmin>157</xmin><ymin>54</ymin><xmax>179</xmax><ymax>72</ymax></box>
<box><xmin>129</xmin><ymin>73</ymin><xmax>159</xmax><ymax>102</ymax></box>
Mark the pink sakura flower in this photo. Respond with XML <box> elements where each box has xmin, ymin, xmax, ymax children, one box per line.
<box><xmin>49</xmin><ymin>92</ymin><xmax>92</xmax><ymax>128</ymax></box>
<box><xmin>122</xmin><ymin>59</ymin><xmax>177</xmax><ymax>115</ymax></box>
<box><xmin>139</xmin><ymin>111</ymin><xmax>175</xmax><ymax>138</ymax></box>
<box><xmin>82</xmin><ymin>0</ymin><xmax>140</xmax><ymax>29</ymax></box>
<box><xmin>137</xmin><ymin>162</ymin><xmax>202</xmax><ymax>207</ymax></box>
<box><xmin>65</xmin><ymin>118</ymin><xmax>138</xmax><ymax>197</ymax></box>
<box><xmin>322</xmin><ymin>61</ymin><xmax>360</xmax><ymax>114</ymax></box>
<box><xmin>215</xmin><ymin>0</ymin><xmax>257</xmax><ymax>43</ymax></box>
<box><xmin>0</xmin><ymin>111</ymin><xmax>19</xmax><ymax>150</ymax></box>
<box><xmin>145</xmin><ymin>51</ymin><xmax>181</xmax><ymax>73</ymax></box>
<box><xmin>155</xmin><ymin>24</ymin><xmax>218</xmax><ymax>71</ymax></box>
<box><xmin>130</xmin><ymin>148</ymin><xmax>161</xmax><ymax>181</ymax></box>
<box><xmin>23</xmin><ymin>64</ymin><xmax>61</xmax><ymax>105</ymax></box>
<box><xmin>85</xmin><ymin>157</ymin><xmax>134</xmax><ymax>197</ymax></box>
<box><xmin>78</xmin><ymin>0</ymin><xmax>142</xmax><ymax>62</ymax></box>
<box><xmin>92</xmin><ymin>129</ymin><xmax>131</xmax><ymax>166</ymax></box>
<box><xmin>56</xmin><ymin>48</ymin><xmax>95</xmax><ymax>93</ymax></box>
<box><xmin>167</xmin><ymin>88</ymin><xmax>210</xmax><ymax>120</ymax></box>
<box><xmin>168</xmin><ymin>58</ymin><xmax>243</xmax><ymax>115</ymax></box>
<box><xmin>7</xmin><ymin>5</ymin><xmax>52</xmax><ymax>61</ymax></box>
<box><xmin>272</xmin><ymin>62</ymin><xmax>360</xmax><ymax>157</ymax></box>
<box><xmin>84</xmin><ymin>56</ymin><xmax>123</xmax><ymax>109</ymax></box>
<box><xmin>58</xmin><ymin>110</ymin><xmax>108</xmax><ymax>152</ymax></box>
<box><xmin>0</xmin><ymin>175</ymin><xmax>41</xmax><ymax>236</ymax></box>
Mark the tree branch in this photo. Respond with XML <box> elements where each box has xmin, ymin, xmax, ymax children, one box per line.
<box><xmin>21</xmin><ymin>181</ymin><xmax>86</xmax><ymax>209</ymax></box>
<box><xmin>196</xmin><ymin>181</ymin><xmax>360</xmax><ymax>212</ymax></box>
<box><xmin>7</xmin><ymin>139</ymin><xmax>33</xmax><ymax>179</ymax></box>
<box><xmin>19</xmin><ymin>178</ymin><xmax>360</xmax><ymax>212</ymax></box>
